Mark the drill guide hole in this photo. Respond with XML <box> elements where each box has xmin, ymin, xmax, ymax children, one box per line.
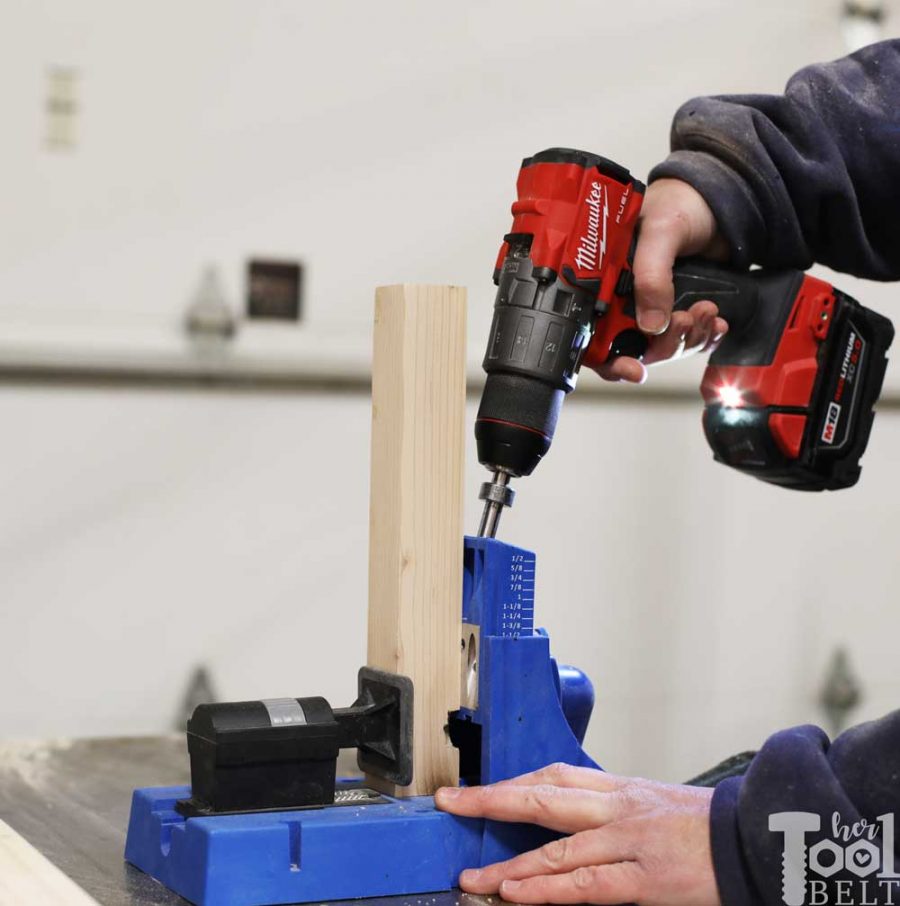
<box><xmin>466</xmin><ymin>633</ymin><xmax>478</xmax><ymax>704</ymax></box>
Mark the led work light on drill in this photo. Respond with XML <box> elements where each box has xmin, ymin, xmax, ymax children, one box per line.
<box><xmin>475</xmin><ymin>148</ymin><xmax>895</xmax><ymax>538</ymax></box>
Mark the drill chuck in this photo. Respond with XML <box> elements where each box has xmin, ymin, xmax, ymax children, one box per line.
<box><xmin>475</xmin><ymin>373</ymin><xmax>563</xmax><ymax>477</ymax></box>
<box><xmin>474</xmin><ymin>374</ymin><xmax>564</xmax><ymax>537</ymax></box>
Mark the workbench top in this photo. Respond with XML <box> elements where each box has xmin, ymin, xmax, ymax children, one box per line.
<box><xmin>0</xmin><ymin>735</ymin><xmax>490</xmax><ymax>906</ymax></box>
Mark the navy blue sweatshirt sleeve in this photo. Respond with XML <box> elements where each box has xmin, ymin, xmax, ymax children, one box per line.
<box><xmin>648</xmin><ymin>40</ymin><xmax>900</xmax><ymax>280</ymax></box>
<box><xmin>710</xmin><ymin>713</ymin><xmax>900</xmax><ymax>905</ymax></box>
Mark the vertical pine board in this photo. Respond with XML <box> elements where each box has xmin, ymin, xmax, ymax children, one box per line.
<box><xmin>367</xmin><ymin>284</ymin><xmax>466</xmax><ymax>796</ymax></box>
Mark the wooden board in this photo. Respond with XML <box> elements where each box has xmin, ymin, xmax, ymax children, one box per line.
<box><xmin>367</xmin><ymin>284</ymin><xmax>467</xmax><ymax>797</ymax></box>
<box><xmin>0</xmin><ymin>818</ymin><xmax>100</xmax><ymax>906</ymax></box>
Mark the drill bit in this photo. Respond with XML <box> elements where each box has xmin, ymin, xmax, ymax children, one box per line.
<box><xmin>477</xmin><ymin>469</ymin><xmax>516</xmax><ymax>538</ymax></box>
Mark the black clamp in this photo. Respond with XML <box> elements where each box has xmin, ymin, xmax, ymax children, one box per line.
<box><xmin>177</xmin><ymin>667</ymin><xmax>413</xmax><ymax>815</ymax></box>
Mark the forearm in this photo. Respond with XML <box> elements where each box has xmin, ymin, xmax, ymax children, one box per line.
<box><xmin>650</xmin><ymin>40</ymin><xmax>900</xmax><ymax>280</ymax></box>
<box><xmin>712</xmin><ymin>712</ymin><xmax>900</xmax><ymax>904</ymax></box>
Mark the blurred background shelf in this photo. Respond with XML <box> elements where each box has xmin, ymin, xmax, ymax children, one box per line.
<box><xmin>2</xmin><ymin>317</ymin><xmax>899</xmax><ymax>408</ymax></box>
<box><xmin>0</xmin><ymin>319</ymin><xmax>376</xmax><ymax>390</ymax></box>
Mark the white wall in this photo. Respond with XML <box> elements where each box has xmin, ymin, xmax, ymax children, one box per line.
<box><xmin>3</xmin><ymin>384</ymin><xmax>899</xmax><ymax>782</ymax></box>
<box><xmin>2</xmin><ymin>0</ymin><xmax>900</xmax><ymax>783</ymax></box>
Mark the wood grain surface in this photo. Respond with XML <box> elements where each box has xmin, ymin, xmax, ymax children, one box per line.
<box><xmin>367</xmin><ymin>285</ymin><xmax>467</xmax><ymax>797</ymax></box>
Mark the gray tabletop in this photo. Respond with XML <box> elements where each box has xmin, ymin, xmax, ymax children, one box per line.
<box><xmin>0</xmin><ymin>735</ymin><xmax>492</xmax><ymax>906</ymax></box>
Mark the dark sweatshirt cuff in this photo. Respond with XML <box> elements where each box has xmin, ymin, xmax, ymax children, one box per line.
<box><xmin>648</xmin><ymin>150</ymin><xmax>767</xmax><ymax>270</ymax></box>
<box><xmin>710</xmin><ymin>776</ymin><xmax>759</xmax><ymax>906</ymax></box>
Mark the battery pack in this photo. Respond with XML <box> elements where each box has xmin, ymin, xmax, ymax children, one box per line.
<box><xmin>703</xmin><ymin>289</ymin><xmax>894</xmax><ymax>490</ymax></box>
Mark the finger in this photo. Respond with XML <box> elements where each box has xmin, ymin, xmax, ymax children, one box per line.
<box><xmin>642</xmin><ymin>309</ymin><xmax>692</xmax><ymax>366</ymax></box>
<box><xmin>684</xmin><ymin>301</ymin><xmax>719</xmax><ymax>350</ymax></box>
<box><xmin>683</xmin><ymin>305</ymin><xmax>717</xmax><ymax>355</ymax></box>
<box><xmin>632</xmin><ymin>214</ymin><xmax>689</xmax><ymax>335</ymax></box>
<box><xmin>498</xmin><ymin>862</ymin><xmax>643</xmax><ymax>905</ymax></box>
<box><xmin>434</xmin><ymin>784</ymin><xmax>618</xmax><ymax>833</ymax></box>
<box><xmin>702</xmin><ymin>317</ymin><xmax>729</xmax><ymax>353</ymax></box>
<box><xmin>594</xmin><ymin>356</ymin><xmax>647</xmax><ymax>384</ymax></box>
<box><xmin>498</xmin><ymin>762</ymin><xmax>628</xmax><ymax>794</ymax></box>
<box><xmin>460</xmin><ymin>827</ymin><xmax>633</xmax><ymax>894</ymax></box>
<box><xmin>687</xmin><ymin>300</ymin><xmax>719</xmax><ymax>322</ymax></box>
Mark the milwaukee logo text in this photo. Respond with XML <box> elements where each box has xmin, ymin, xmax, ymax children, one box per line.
<box><xmin>574</xmin><ymin>181</ymin><xmax>608</xmax><ymax>272</ymax></box>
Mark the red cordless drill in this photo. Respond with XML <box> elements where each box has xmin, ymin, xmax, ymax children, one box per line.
<box><xmin>475</xmin><ymin>148</ymin><xmax>895</xmax><ymax>537</ymax></box>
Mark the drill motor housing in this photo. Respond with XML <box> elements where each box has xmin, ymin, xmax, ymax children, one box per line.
<box><xmin>476</xmin><ymin>148</ymin><xmax>894</xmax><ymax>492</ymax></box>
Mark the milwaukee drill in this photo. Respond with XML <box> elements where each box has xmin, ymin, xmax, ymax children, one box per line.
<box><xmin>475</xmin><ymin>148</ymin><xmax>894</xmax><ymax>537</ymax></box>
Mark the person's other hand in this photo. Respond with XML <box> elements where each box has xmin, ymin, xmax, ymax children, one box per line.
<box><xmin>435</xmin><ymin>762</ymin><xmax>719</xmax><ymax>906</ymax></box>
<box><xmin>596</xmin><ymin>178</ymin><xmax>731</xmax><ymax>384</ymax></box>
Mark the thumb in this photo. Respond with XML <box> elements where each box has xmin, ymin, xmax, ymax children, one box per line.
<box><xmin>631</xmin><ymin>213</ymin><xmax>690</xmax><ymax>335</ymax></box>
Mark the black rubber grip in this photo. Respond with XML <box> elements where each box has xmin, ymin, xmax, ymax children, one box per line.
<box><xmin>671</xmin><ymin>259</ymin><xmax>760</xmax><ymax>333</ymax></box>
<box><xmin>676</xmin><ymin>260</ymin><xmax>809</xmax><ymax>368</ymax></box>
<box><xmin>620</xmin><ymin>259</ymin><xmax>762</xmax><ymax>330</ymax></box>
<box><xmin>624</xmin><ymin>259</ymin><xmax>806</xmax><ymax>368</ymax></box>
